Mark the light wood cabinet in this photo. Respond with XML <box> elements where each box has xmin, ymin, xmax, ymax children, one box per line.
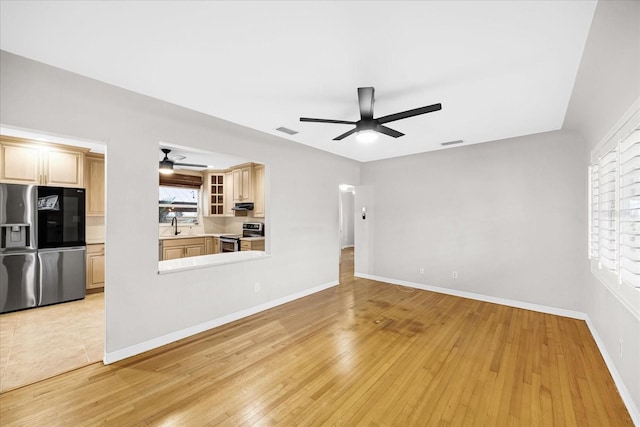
<box><xmin>0</xmin><ymin>136</ymin><xmax>86</xmax><ymax>187</ymax></box>
<box><xmin>206</xmin><ymin>172</ymin><xmax>225</xmax><ymax>216</ymax></box>
<box><xmin>232</xmin><ymin>164</ymin><xmax>253</xmax><ymax>202</ymax></box>
<box><xmin>43</xmin><ymin>148</ymin><xmax>85</xmax><ymax>187</ymax></box>
<box><xmin>0</xmin><ymin>141</ymin><xmax>40</xmax><ymax>184</ymax></box>
<box><xmin>86</xmin><ymin>244</ymin><xmax>105</xmax><ymax>290</ymax></box>
<box><xmin>224</xmin><ymin>170</ymin><xmax>234</xmax><ymax>216</ymax></box>
<box><xmin>204</xmin><ymin>162</ymin><xmax>262</xmax><ymax>217</ymax></box>
<box><xmin>253</xmin><ymin>164</ymin><xmax>265</xmax><ymax>218</ymax></box>
<box><xmin>161</xmin><ymin>237</ymin><xmax>206</xmax><ymax>260</ymax></box>
<box><xmin>240</xmin><ymin>239</ymin><xmax>265</xmax><ymax>251</ymax></box>
<box><xmin>185</xmin><ymin>244</ymin><xmax>204</xmax><ymax>257</ymax></box>
<box><xmin>205</xmin><ymin>237</ymin><xmax>221</xmax><ymax>255</ymax></box>
<box><xmin>163</xmin><ymin>246</ymin><xmax>185</xmax><ymax>261</ymax></box>
<box><xmin>85</xmin><ymin>153</ymin><xmax>105</xmax><ymax>216</ymax></box>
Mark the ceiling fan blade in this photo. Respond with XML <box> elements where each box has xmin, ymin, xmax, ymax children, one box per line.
<box><xmin>375</xmin><ymin>125</ymin><xmax>405</xmax><ymax>138</ymax></box>
<box><xmin>358</xmin><ymin>87</ymin><xmax>375</xmax><ymax>120</ymax></box>
<box><xmin>174</xmin><ymin>162</ymin><xmax>208</xmax><ymax>168</ymax></box>
<box><xmin>333</xmin><ymin>128</ymin><xmax>358</xmax><ymax>141</ymax></box>
<box><xmin>300</xmin><ymin>117</ymin><xmax>356</xmax><ymax>125</ymax></box>
<box><xmin>376</xmin><ymin>103</ymin><xmax>442</xmax><ymax>124</ymax></box>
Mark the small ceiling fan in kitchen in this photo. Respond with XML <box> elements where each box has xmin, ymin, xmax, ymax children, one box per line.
<box><xmin>300</xmin><ymin>87</ymin><xmax>442</xmax><ymax>142</ymax></box>
<box><xmin>159</xmin><ymin>148</ymin><xmax>207</xmax><ymax>175</ymax></box>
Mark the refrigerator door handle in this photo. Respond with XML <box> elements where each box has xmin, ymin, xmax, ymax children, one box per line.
<box><xmin>37</xmin><ymin>246</ymin><xmax>86</xmax><ymax>252</ymax></box>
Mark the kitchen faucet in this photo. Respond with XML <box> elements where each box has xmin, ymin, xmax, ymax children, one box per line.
<box><xmin>171</xmin><ymin>217</ymin><xmax>181</xmax><ymax>236</ymax></box>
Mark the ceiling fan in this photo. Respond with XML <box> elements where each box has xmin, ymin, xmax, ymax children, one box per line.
<box><xmin>300</xmin><ymin>87</ymin><xmax>442</xmax><ymax>142</ymax></box>
<box><xmin>159</xmin><ymin>148</ymin><xmax>207</xmax><ymax>175</ymax></box>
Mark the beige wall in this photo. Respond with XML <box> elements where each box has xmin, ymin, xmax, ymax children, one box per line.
<box><xmin>357</xmin><ymin>129</ymin><xmax>586</xmax><ymax>311</ymax></box>
<box><xmin>0</xmin><ymin>50</ymin><xmax>360</xmax><ymax>358</ymax></box>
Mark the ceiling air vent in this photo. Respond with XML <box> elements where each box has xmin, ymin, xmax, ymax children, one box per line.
<box><xmin>276</xmin><ymin>126</ymin><xmax>299</xmax><ymax>135</ymax></box>
<box><xmin>440</xmin><ymin>139</ymin><xmax>464</xmax><ymax>147</ymax></box>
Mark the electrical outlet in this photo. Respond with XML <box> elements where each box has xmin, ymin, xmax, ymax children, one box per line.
<box><xmin>452</xmin><ymin>271</ymin><xmax>458</xmax><ymax>279</ymax></box>
<box><xmin>419</xmin><ymin>267</ymin><xmax>424</xmax><ymax>275</ymax></box>
<box><xmin>254</xmin><ymin>282</ymin><xmax>261</xmax><ymax>293</ymax></box>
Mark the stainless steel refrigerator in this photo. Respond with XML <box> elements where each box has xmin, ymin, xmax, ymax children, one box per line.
<box><xmin>0</xmin><ymin>183</ymin><xmax>86</xmax><ymax>314</ymax></box>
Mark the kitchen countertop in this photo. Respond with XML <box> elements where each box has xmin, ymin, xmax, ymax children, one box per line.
<box><xmin>239</xmin><ymin>236</ymin><xmax>265</xmax><ymax>241</ymax></box>
<box><xmin>159</xmin><ymin>233</ymin><xmax>234</xmax><ymax>241</ymax></box>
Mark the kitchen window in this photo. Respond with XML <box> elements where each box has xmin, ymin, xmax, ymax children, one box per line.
<box><xmin>159</xmin><ymin>186</ymin><xmax>200</xmax><ymax>224</ymax></box>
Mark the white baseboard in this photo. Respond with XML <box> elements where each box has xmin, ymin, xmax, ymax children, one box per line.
<box><xmin>355</xmin><ymin>272</ymin><xmax>639</xmax><ymax>425</ymax></box>
<box><xmin>103</xmin><ymin>280</ymin><xmax>339</xmax><ymax>364</ymax></box>
<box><xmin>354</xmin><ymin>272</ymin><xmax>586</xmax><ymax>319</ymax></box>
<box><xmin>585</xmin><ymin>316</ymin><xmax>640</xmax><ymax>426</ymax></box>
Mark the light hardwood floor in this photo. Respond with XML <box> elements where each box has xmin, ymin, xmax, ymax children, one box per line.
<box><xmin>0</xmin><ymin>248</ymin><xmax>632</xmax><ymax>425</ymax></box>
<box><xmin>0</xmin><ymin>292</ymin><xmax>104</xmax><ymax>393</ymax></box>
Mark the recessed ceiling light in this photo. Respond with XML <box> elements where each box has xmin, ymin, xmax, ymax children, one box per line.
<box><xmin>276</xmin><ymin>126</ymin><xmax>298</xmax><ymax>135</ymax></box>
<box><xmin>440</xmin><ymin>139</ymin><xmax>464</xmax><ymax>146</ymax></box>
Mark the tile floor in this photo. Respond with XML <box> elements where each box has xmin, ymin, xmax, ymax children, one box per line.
<box><xmin>0</xmin><ymin>292</ymin><xmax>104</xmax><ymax>393</ymax></box>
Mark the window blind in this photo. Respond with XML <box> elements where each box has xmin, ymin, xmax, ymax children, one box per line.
<box><xmin>159</xmin><ymin>173</ymin><xmax>203</xmax><ymax>189</ymax></box>
<box><xmin>597</xmin><ymin>148</ymin><xmax>618</xmax><ymax>272</ymax></box>
<box><xmin>589</xmin><ymin>165</ymin><xmax>599</xmax><ymax>259</ymax></box>
<box><xmin>619</xmin><ymin>128</ymin><xmax>640</xmax><ymax>287</ymax></box>
<box><xmin>589</xmin><ymin>101</ymin><xmax>640</xmax><ymax>317</ymax></box>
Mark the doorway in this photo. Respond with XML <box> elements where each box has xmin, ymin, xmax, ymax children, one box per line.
<box><xmin>339</xmin><ymin>184</ymin><xmax>355</xmax><ymax>277</ymax></box>
<box><xmin>0</xmin><ymin>126</ymin><xmax>105</xmax><ymax>393</ymax></box>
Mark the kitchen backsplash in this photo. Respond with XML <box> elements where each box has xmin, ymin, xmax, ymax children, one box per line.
<box><xmin>159</xmin><ymin>222</ymin><xmax>205</xmax><ymax>237</ymax></box>
<box><xmin>202</xmin><ymin>216</ymin><xmax>265</xmax><ymax>235</ymax></box>
<box><xmin>157</xmin><ymin>216</ymin><xmax>265</xmax><ymax>237</ymax></box>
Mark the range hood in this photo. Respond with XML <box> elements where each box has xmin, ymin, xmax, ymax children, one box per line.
<box><xmin>232</xmin><ymin>202</ymin><xmax>254</xmax><ymax>211</ymax></box>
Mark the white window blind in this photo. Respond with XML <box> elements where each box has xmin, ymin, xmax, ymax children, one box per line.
<box><xmin>589</xmin><ymin>164</ymin><xmax>599</xmax><ymax>259</ymax></box>
<box><xmin>619</xmin><ymin>128</ymin><xmax>640</xmax><ymax>287</ymax></box>
<box><xmin>590</xmin><ymin>101</ymin><xmax>640</xmax><ymax>319</ymax></box>
<box><xmin>597</xmin><ymin>148</ymin><xmax>618</xmax><ymax>272</ymax></box>
<box><xmin>590</xmin><ymin>123</ymin><xmax>640</xmax><ymax>289</ymax></box>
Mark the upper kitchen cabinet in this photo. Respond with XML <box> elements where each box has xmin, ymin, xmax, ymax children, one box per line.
<box><xmin>224</xmin><ymin>170</ymin><xmax>234</xmax><ymax>216</ymax></box>
<box><xmin>205</xmin><ymin>172</ymin><xmax>225</xmax><ymax>216</ymax></box>
<box><xmin>232</xmin><ymin>163</ymin><xmax>253</xmax><ymax>203</ymax></box>
<box><xmin>0</xmin><ymin>136</ymin><xmax>86</xmax><ymax>187</ymax></box>
<box><xmin>85</xmin><ymin>153</ymin><xmax>105</xmax><ymax>216</ymax></box>
<box><xmin>253</xmin><ymin>164</ymin><xmax>265</xmax><ymax>218</ymax></box>
<box><xmin>202</xmin><ymin>162</ymin><xmax>264</xmax><ymax>217</ymax></box>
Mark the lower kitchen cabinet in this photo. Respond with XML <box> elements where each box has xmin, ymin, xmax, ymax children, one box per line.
<box><xmin>205</xmin><ymin>237</ymin><xmax>221</xmax><ymax>255</ymax></box>
<box><xmin>240</xmin><ymin>239</ymin><xmax>265</xmax><ymax>251</ymax></box>
<box><xmin>161</xmin><ymin>237</ymin><xmax>206</xmax><ymax>260</ymax></box>
<box><xmin>86</xmin><ymin>244</ymin><xmax>105</xmax><ymax>290</ymax></box>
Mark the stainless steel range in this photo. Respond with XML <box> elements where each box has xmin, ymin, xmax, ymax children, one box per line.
<box><xmin>219</xmin><ymin>222</ymin><xmax>264</xmax><ymax>253</ymax></box>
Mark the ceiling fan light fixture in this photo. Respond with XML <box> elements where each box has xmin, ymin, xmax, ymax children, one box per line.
<box><xmin>159</xmin><ymin>160</ymin><xmax>174</xmax><ymax>175</ymax></box>
<box><xmin>356</xmin><ymin>129</ymin><xmax>378</xmax><ymax>143</ymax></box>
<box><xmin>300</xmin><ymin>87</ymin><xmax>441</xmax><ymax>142</ymax></box>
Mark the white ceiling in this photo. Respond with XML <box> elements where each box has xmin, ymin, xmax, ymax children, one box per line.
<box><xmin>0</xmin><ymin>1</ymin><xmax>597</xmax><ymax>162</ymax></box>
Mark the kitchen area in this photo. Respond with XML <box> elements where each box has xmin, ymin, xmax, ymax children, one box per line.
<box><xmin>0</xmin><ymin>135</ymin><xmax>267</xmax><ymax>392</ymax></box>
<box><xmin>0</xmin><ymin>133</ymin><xmax>105</xmax><ymax>392</ymax></box>
<box><xmin>157</xmin><ymin>150</ymin><xmax>267</xmax><ymax>270</ymax></box>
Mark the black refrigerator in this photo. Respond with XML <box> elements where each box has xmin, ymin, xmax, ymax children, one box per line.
<box><xmin>0</xmin><ymin>184</ymin><xmax>86</xmax><ymax>314</ymax></box>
